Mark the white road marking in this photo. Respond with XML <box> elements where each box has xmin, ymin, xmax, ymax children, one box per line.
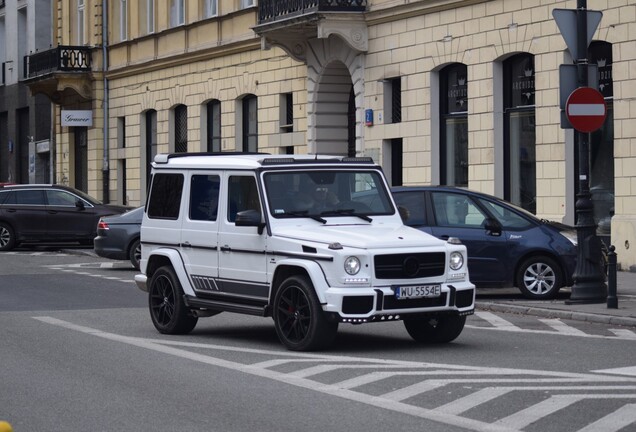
<box><xmin>577</xmin><ymin>403</ymin><xmax>636</xmax><ymax>432</ymax></box>
<box><xmin>435</xmin><ymin>387</ymin><xmax>514</xmax><ymax>415</ymax></box>
<box><xmin>495</xmin><ymin>394</ymin><xmax>585</xmax><ymax>429</ymax></box>
<box><xmin>609</xmin><ymin>329</ymin><xmax>636</xmax><ymax>339</ymax></box>
<box><xmin>475</xmin><ymin>312</ymin><xmax>522</xmax><ymax>330</ymax></box>
<box><xmin>31</xmin><ymin>317</ymin><xmax>636</xmax><ymax>432</ymax></box>
<box><xmin>32</xmin><ymin>316</ymin><xmax>518</xmax><ymax>432</ymax></box>
<box><xmin>539</xmin><ymin>318</ymin><xmax>587</xmax><ymax>336</ymax></box>
<box><xmin>593</xmin><ymin>366</ymin><xmax>636</xmax><ymax>377</ymax></box>
<box><xmin>468</xmin><ymin>314</ymin><xmax>636</xmax><ymax>341</ymax></box>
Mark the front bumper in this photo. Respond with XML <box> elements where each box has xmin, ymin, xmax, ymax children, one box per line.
<box><xmin>323</xmin><ymin>282</ymin><xmax>475</xmax><ymax>322</ymax></box>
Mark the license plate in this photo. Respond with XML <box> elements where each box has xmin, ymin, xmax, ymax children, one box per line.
<box><xmin>395</xmin><ymin>284</ymin><xmax>441</xmax><ymax>300</ymax></box>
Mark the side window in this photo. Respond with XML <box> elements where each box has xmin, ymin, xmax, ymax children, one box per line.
<box><xmin>147</xmin><ymin>173</ymin><xmax>184</xmax><ymax>219</ymax></box>
<box><xmin>47</xmin><ymin>190</ymin><xmax>82</xmax><ymax>206</ymax></box>
<box><xmin>478</xmin><ymin>198</ymin><xmax>533</xmax><ymax>230</ymax></box>
<box><xmin>0</xmin><ymin>191</ymin><xmax>12</xmax><ymax>204</ymax></box>
<box><xmin>189</xmin><ymin>175</ymin><xmax>220</xmax><ymax>221</ymax></box>
<box><xmin>227</xmin><ymin>176</ymin><xmax>260</xmax><ymax>222</ymax></box>
<box><xmin>431</xmin><ymin>192</ymin><xmax>486</xmax><ymax>228</ymax></box>
<box><xmin>392</xmin><ymin>191</ymin><xmax>426</xmax><ymax>226</ymax></box>
<box><xmin>15</xmin><ymin>190</ymin><xmax>45</xmax><ymax>205</ymax></box>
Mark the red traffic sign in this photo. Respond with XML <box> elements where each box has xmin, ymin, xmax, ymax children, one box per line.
<box><xmin>566</xmin><ymin>87</ymin><xmax>607</xmax><ymax>133</ymax></box>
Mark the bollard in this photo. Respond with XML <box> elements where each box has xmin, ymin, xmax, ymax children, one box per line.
<box><xmin>607</xmin><ymin>245</ymin><xmax>618</xmax><ymax>309</ymax></box>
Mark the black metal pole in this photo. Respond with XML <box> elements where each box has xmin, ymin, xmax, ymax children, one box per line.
<box><xmin>567</xmin><ymin>0</ymin><xmax>607</xmax><ymax>304</ymax></box>
<box><xmin>607</xmin><ymin>245</ymin><xmax>618</xmax><ymax>308</ymax></box>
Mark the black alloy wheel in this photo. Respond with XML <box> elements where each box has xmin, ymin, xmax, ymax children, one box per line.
<box><xmin>0</xmin><ymin>222</ymin><xmax>15</xmax><ymax>251</ymax></box>
<box><xmin>148</xmin><ymin>266</ymin><xmax>198</xmax><ymax>334</ymax></box>
<box><xmin>273</xmin><ymin>275</ymin><xmax>338</xmax><ymax>351</ymax></box>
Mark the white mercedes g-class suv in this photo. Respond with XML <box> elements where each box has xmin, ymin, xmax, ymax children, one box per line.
<box><xmin>135</xmin><ymin>153</ymin><xmax>475</xmax><ymax>351</ymax></box>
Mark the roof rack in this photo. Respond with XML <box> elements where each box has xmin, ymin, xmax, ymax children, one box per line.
<box><xmin>154</xmin><ymin>152</ymin><xmax>271</xmax><ymax>164</ymax></box>
<box><xmin>260</xmin><ymin>156</ymin><xmax>375</xmax><ymax>166</ymax></box>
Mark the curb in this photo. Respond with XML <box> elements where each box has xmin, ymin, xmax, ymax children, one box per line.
<box><xmin>476</xmin><ymin>301</ymin><xmax>636</xmax><ymax>328</ymax></box>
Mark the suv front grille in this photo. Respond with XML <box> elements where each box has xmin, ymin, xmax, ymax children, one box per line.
<box><xmin>374</xmin><ymin>252</ymin><xmax>445</xmax><ymax>279</ymax></box>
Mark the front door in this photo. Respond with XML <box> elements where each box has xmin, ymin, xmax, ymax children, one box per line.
<box><xmin>217</xmin><ymin>173</ymin><xmax>268</xmax><ymax>302</ymax></box>
<box><xmin>428</xmin><ymin>191</ymin><xmax>508</xmax><ymax>286</ymax></box>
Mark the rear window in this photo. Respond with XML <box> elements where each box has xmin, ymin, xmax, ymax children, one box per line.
<box><xmin>147</xmin><ymin>173</ymin><xmax>184</xmax><ymax>219</ymax></box>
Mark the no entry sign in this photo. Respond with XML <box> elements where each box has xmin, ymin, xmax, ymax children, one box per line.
<box><xmin>566</xmin><ymin>87</ymin><xmax>607</xmax><ymax>133</ymax></box>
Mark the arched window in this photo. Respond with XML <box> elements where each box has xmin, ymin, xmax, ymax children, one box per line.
<box><xmin>206</xmin><ymin>100</ymin><xmax>221</xmax><ymax>152</ymax></box>
<box><xmin>504</xmin><ymin>53</ymin><xmax>536</xmax><ymax>213</ymax></box>
<box><xmin>242</xmin><ymin>95</ymin><xmax>257</xmax><ymax>153</ymax></box>
<box><xmin>174</xmin><ymin>104</ymin><xmax>187</xmax><ymax>153</ymax></box>
<box><xmin>440</xmin><ymin>63</ymin><xmax>468</xmax><ymax>186</ymax></box>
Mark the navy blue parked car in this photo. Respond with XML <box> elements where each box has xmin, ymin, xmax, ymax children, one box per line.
<box><xmin>391</xmin><ymin>186</ymin><xmax>578</xmax><ymax>300</ymax></box>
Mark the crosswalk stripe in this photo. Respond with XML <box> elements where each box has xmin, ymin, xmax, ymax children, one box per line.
<box><xmin>609</xmin><ymin>329</ymin><xmax>636</xmax><ymax>339</ymax></box>
<box><xmin>576</xmin><ymin>403</ymin><xmax>636</xmax><ymax>432</ymax></box>
<box><xmin>494</xmin><ymin>394</ymin><xmax>584</xmax><ymax>429</ymax></box>
<box><xmin>475</xmin><ymin>311</ymin><xmax>522</xmax><ymax>330</ymax></box>
<box><xmin>539</xmin><ymin>319</ymin><xmax>587</xmax><ymax>336</ymax></box>
<box><xmin>435</xmin><ymin>387</ymin><xmax>513</xmax><ymax>415</ymax></box>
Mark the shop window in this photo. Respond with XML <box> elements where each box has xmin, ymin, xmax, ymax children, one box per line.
<box><xmin>440</xmin><ymin>63</ymin><xmax>468</xmax><ymax>187</ymax></box>
<box><xmin>503</xmin><ymin>53</ymin><xmax>536</xmax><ymax>213</ymax></box>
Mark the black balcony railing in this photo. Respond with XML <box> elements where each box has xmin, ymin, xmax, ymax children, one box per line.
<box><xmin>258</xmin><ymin>0</ymin><xmax>366</xmax><ymax>24</ymax></box>
<box><xmin>26</xmin><ymin>45</ymin><xmax>92</xmax><ymax>78</ymax></box>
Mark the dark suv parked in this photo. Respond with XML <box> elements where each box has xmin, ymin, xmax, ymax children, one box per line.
<box><xmin>392</xmin><ymin>186</ymin><xmax>578</xmax><ymax>299</ymax></box>
<box><xmin>0</xmin><ymin>184</ymin><xmax>130</xmax><ymax>251</ymax></box>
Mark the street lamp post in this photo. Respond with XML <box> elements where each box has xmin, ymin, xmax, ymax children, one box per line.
<box><xmin>567</xmin><ymin>0</ymin><xmax>607</xmax><ymax>304</ymax></box>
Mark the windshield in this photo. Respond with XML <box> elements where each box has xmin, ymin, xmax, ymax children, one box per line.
<box><xmin>264</xmin><ymin>170</ymin><xmax>395</xmax><ymax>218</ymax></box>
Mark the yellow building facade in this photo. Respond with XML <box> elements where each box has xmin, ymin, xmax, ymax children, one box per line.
<box><xmin>26</xmin><ymin>0</ymin><xmax>636</xmax><ymax>269</ymax></box>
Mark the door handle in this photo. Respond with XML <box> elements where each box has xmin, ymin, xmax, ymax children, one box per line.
<box><xmin>182</xmin><ymin>241</ymin><xmax>191</xmax><ymax>248</ymax></box>
<box><xmin>220</xmin><ymin>245</ymin><xmax>231</xmax><ymax>252</ymax></box>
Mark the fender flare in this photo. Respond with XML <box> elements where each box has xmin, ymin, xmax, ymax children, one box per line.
<box><xmin>146</xmin><ymin>248</ymin><xmax>196</xmax><ymax>296</ymax></box>
<box><xmin>271</xmin><ymin>258</ymin><xmax>330</xmax><ymax>304</ymax></box>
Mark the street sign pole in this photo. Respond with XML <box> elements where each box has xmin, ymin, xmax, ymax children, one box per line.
<box><xmin>567</xmin><ymin>0</ymin><xmax>607</xmax><ymax>304</ymax></box>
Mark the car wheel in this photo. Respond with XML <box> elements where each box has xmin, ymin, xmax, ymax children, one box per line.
<box><xmin>129</xmin><ymin>238</ymin><xmax>141</xmax><ymax>270</ymax></box>
<box><xmin>273</xmin><ymin>275</ymin><xmax>338</xmax><ymax>351</ymax></box>
<box><xmin>148</xmin><ymin>266</ymin><xmax>198</xmax><ymax>334</ymax></box>
<box><xmin>516</xmin><ymin>256</ymin><xmax>562</xmax><ymax>299</ymax></box>
<box><xmin>0</xmin><ymin>222</ymin><xmax>16</xmax><ymax>251</ymax></box>
<box><xmin>403</xmin><ymin>314</ymin><xmax>466</xmax><ymax>343</ymax></box>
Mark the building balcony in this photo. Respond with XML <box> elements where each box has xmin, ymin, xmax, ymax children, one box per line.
<box><xmin>23</xmin><ymin>46</ymin><xmax>94</xmax><ymax>103</ymax></box>
<box><xmin>254</xmin><ymin>0</ymin><xmax>368</xmax><ymax>61</ymax></box>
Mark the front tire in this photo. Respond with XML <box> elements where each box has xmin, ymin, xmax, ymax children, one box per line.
<box><xmin>404</xmin><ymin>314</ymin><xmax>466</xmax><ymax>343</ymax></box>
<box><xmin>516</xmin><ymin>256</ymin><xmax>562</xmax><ymax>299</ymax></box>
<box><xmin>273</xmin><ymin>275</ymin><xmax>338</xmax><ymax>351</ymax></box>
<box><xmin>0</xmin><ymin>222</ymin><xmax>16</xmax><ymax>251</ymax></box>
<box><xmin>148</xmin><ymin>266</ymin><xmax>198</xmax><ymax>334</ymax></box>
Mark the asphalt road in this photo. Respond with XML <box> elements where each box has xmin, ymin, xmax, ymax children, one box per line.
<box><xmin>1</xmin><ymin>247</ymin><xmax>636</xmax><ymax>432</ymax></box>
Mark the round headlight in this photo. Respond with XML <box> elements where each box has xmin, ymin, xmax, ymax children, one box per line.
<box><xmin>344</xmin><ymin>256</ymin><xmax>361</xmax><ymax>275</ymax></box>
<box><xmin>449</xmin><ymin>252</ymin><xmax>464</xmax><ymax>270</ymax></box>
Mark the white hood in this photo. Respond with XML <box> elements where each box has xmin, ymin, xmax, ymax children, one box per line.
<box><xmin>272</xmin><ymin>222</ymin><xmax>445</xmax><ymax>250</ymax></box>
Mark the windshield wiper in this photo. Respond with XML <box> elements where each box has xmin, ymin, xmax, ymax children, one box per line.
<box><xmin>320</xmin><ymin>209</ymin><xmax>373</xmax><ymax>222</ymax></box>
<box><xmin>281</xmin><ymin>210</ymin><xmax>326</xmax><ymax>224</ymax></box>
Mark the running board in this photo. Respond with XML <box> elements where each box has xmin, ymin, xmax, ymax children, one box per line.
<box><xmin>184</xmin><ymin>295</ymin><xmax>268</xmax><ymax>317</ymax></box>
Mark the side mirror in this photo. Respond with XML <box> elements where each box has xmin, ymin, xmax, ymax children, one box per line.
<box><xmin>76</xmin><ymin>200</ymin><xmax>86</xmax><ymax>210</ymax></box>
<box><xmin>483</xmin><ymin>217</ymin><xmax>502</xmax><ymax>236</ymax></box>
<box><xmin>235</xmin><ymin>209</ymin><xmax>265</xmax><ymax>234</ymax></box>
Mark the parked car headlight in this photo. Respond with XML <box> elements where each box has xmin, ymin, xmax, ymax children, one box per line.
<box><xmin>344</xmin><ymin>256</ymin><xmax>361</xmax><ymax>275</ymax></box>
<box><xmin>561</xmin><ymin>230</ymin><xmax>578</xmax><ymax>246</ymax></box>
<box><xmin>449</xmin><ymin>252</ymin><xmax>464</xmax><ymax>270</ymax></box>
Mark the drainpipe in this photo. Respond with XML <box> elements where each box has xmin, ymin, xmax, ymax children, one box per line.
<box><xmin>102</xmin><ymin>0</ymin><xmax>110</xmax><ymax>203</ymax></box>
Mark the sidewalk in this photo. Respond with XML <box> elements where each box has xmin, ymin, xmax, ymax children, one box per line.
<box><xmin>476</xmin><ymin>271</ymin><xmax>636</xmax><ymax>328</ymax></box>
